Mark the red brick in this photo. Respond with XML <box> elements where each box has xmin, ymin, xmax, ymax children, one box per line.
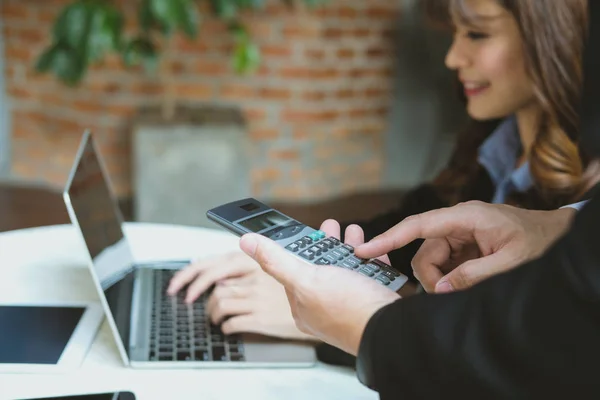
<box><xmin>252</xmin><ymin>167</ymin><xmax>281</xmax><ymax>182</ymax></box>
<box><xmin>37</xmin><ymin>9</ymin><xmax>58</xmax><ymax>24</ymax></box>
<box><xmin>243</xmin><ymin>108</ymin><xmax>267</xmax><ymax>122</ymax></box>
<box><xmin>1</xmin><ymin>3</ymin><xmax>29</xmax><ymax>19</ymax></box>
<box><xmin>337</xmin><ymin>6</ymin><xmax>359</xmax><ymax>18</ymax></box>
<box><xmin>259</xmin><ymin>87</ymin><xmax>292</xmax><ymax>100</ymax></box>
<box><xmin>336</xmin><ymin>48</ymin><xmax>355</xmax><ymax>59</ymax></box>
<box><xmin>301</xmin><ymin>91</ymin><xmax>327</xmax><ymax>101</ymax></box>
<box><xmin>335</xmin><ymin>89</ymin><xmax>355</xmax><ymax>99</ymax></box>
<box><xmin>5</xmin><ymin>45</ymin><xmax>31</xmax><ymax>62</ymax></box>
<box><xmin>261</xmin><ymin>45</ymin><xmax>293</xmax><ymax>58</ymax></box>
<box><xmin>73</xmin><ymin>99</ymin><xmax>103</xmax><ymax>113</ymax></box>
<box><xmin>221</xmin><ymin>83</ymin><xmax>256</xmax><ymax>100</ymax></box>
<box><xmin>194</xmin><ymin>61</ymin><xmax>229</xmax><ymax>76</ymax></box>
<box><xmin>249</xmin><ymin>127</ymin><xmax>279</xmax><ymax>140</ymax></box>
<box><xmin>366</xmin><ymin>6</ymin><xmax>400</xmax><ymax>19</ymax></box>
<box><xmin>282</xmin><ymin>109</ymin><xmax>339</xmax><ymax>123</ymax></box>
<box><xmin>352</xmin><ymin>28</ymin><xmax>371</xmax><ymax>38</ymax></box>
<box><xmin>366</xmin><ymin>46</ymin><xmax>389</xmax><ymax>58</ymax></box>
<box><xmin>7</xmin><ymin>86</ymin><xmax>33</xmax><ymax>100</ymax></box>
<box><xmin>305</xmin><ymin>49</ymin><xmax>326</xmax><ymax>60</ymax></box>
<box><xmin>175</xmin><ymin>83</ymin><xmax>214</xmax><ymax>99</ymax></box>
<box><xmin>323</xmin><ymin>27</ymin><xmax>344</xmax><ymax>39</ymax></box>
<box><xmin>283</xmin><ymin>24</ymin><xmax>320</xmax><ymax>39</ymax></box>
<box><xmin>269</xmin><ymin>149</ymin><xmax>300</xmax><ymax>161</ymax></box>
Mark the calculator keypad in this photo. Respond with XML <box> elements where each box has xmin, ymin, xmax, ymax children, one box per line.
<box><xmin>287</xmin><ymin>231</ymin><xmax>403</xmax><ymax>287</ymax></box>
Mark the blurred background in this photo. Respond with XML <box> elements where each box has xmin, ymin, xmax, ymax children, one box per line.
<box><xmin>0</xmin><ymin>0</ymin><xmax>466</xmax><ymax>233</ymax></box>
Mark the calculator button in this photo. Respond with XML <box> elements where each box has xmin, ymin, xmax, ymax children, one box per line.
<box><xmin>375</xmin><ymin>276</ymin><xmax>391</xmax><ymax>286</ymax></box>
<box><xmin>341</xmin><ymin>244</ymin><xmax>354</xmax><ymax>253</ymax></box>
<box><xmin>358</xmin><ymin>268</ymin><xmax>375</xmax><ymax>277</ymax></box>
<box><xmin>315</xmin><ymin>243</ymin><xmax>328</xmax><ymax>252</ymax></box>
<box><xmin>285</xmin><ymin>243</ymin><xmax>300</xmax><ymax>252</ymax></box>
<box><xmin>340</xmin><ymin>260</ymin><xmax>358</xmax><ymax>269</ymax></box>
<box><xmin>330</xmin><ymin>249</ymin><xmax>345</xmax><ymax>259</ymax></box>
<box><xmin>344</xmin><ymin>258</ymin><xmax>360</xmax><ymax>268</ymax></box>
<box><xmin>324</xmin><ymin>254</ymin><xmax>338</xmax><ymax>263</ymax></box>
<box><xmin>364</xmin><ymin>263</ymin><xmax>381</xmax><ymax>273</ymax></box>
<box><xmin>309</xmin><ymin>246</ymin><xmax>322</xmax><ymax>255</ymax></box>
<box><xmin>380</xmin><ymin>270</ymin><xmax>396</xmax><ymax>281</ymax></box>
<box><xmin>321</xmin><ymin>239</ymin><xmax>334</xmax><ymax>249</ymax></box>
<box><xmin>371</xmin><ymin>259</ymin><xmax>388</xmax><ymax>268</ymax></box>
<box><xmin>299</xmin><ymin>250</ymin><xmax>316</xmax><ymax>261</ymax></box>
<box><xmin>382</xmin><ymin>267</ymin><xmax>401</xmax><ymax>277</ymax></box>
<box><xmin>315</xmin><ymin>258</ymin><xmax>331</xmax><ymax>265</ymax></box>
<box><xmin>337</xmin><ymin>247</ymin><xmax>351</xmax><ymax>256</ymax></box>
<box><xmin>329</xmin><ymin>238</ymin><xmax>341</xmax><ymax>246</ymax></box>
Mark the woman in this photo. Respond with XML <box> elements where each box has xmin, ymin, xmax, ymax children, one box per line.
<box><xmin>168</xmin><ymin>0</ymin><xmax>597</xmax><ymax>360</ymax></box>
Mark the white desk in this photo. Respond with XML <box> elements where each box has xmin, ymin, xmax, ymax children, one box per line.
<box><xmin>0</xmin><ymin>223</ymin><xmax>377</xmax><ymax>400</ymax></box>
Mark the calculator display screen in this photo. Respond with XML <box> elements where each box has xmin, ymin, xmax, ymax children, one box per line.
<box><xmin>238</xmin><ymin>210</ymin><xmax>290</xmax><ymax>232</ymax></box>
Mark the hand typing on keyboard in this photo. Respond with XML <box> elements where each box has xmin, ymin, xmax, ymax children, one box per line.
<box><xmin>167</xmin><ymin>220</ymin><xmax>394</xmax><ymax>342</ymax></box>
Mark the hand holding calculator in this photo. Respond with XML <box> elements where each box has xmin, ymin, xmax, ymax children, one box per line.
<box><xmin>207</xmin><ymin>198</ymin><xmax>409</xmax><ymax>292</ymax></box>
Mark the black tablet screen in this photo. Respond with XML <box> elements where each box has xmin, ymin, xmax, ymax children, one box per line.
<box><xmin>0</xmin><ymin>306</ymin><xmax>85</xmax><ymax>364</ymax></box>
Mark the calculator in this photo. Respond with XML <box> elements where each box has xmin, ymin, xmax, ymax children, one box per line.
<box><xmin>207</xmin><ymin>198</ymin><xmax>408</xmax><ymax>292</ymax></box>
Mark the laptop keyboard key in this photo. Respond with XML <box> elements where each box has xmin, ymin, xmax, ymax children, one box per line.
<box><xmin>212</xmin><ymin>345</ymin><xmax>227</xmax><ymax>361</ymax></box>
<box><xmin>194</xmin><ymin>350</ymin><xmax>209</xmax><ymax>361</ymax></box>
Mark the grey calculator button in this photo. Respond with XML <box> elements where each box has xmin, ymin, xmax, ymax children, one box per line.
<box><xmin>310</xmin><ymin>246</ymin><xmax>322</xmax><ymax>255</ymax></box>
<box><xmin>330</xmin><ymin>249</ymin><xmax>345</xmax><ymax>259</ymax></box>
<box><xmin>341</xmin><ymin>244</ymin><xmax>354</xmax><ymax>253</ymax></box>
<box><xmin>315</xmin><ymin>258</ymin><xmax>331</xmax><ymax>265</ymax></box>
<box><xmin>358</xmin><ymin>268</ymin><xmax>375</xmax><ymax>277</ymax></box>
<box><xmin>338</xmin><ymin>247</ymin><xmax>351</xmax><ymax>256</ymax></box>
<box><xmin>321</xmin><ymin>239</ymin><xmax>334</xmax><ymax>248</ymax></box>
<box><xmin>376</xmin><ymin>276</ymin><xmax>391</xmax><ymax>286</ymax></box>
<box><xmin>324</xmin><ymin>254</ymin><xmax>338</xmax><ymax>263</ymax></box>
<box><xmin>380</xmin><ymin>270</ymin><xmax>397</xmax><ymax>280</ymax></box>
<box><xmin>341</xmin><ymin>260</ymin><xmax>358</xmax><ymax>269</ymax></box>
<box><xmin>315</xmin><ymin>243</ymin><xmax>328</xmax><ymax>252</ymax></box>
<box><xmin>365</xmin><ymin>263</ymin><xmax>381</xmax><ymax>273</ymax></box>
<box><xmin>286</xmin><ymin>243</ymin><xmax>300</xmax><ymax>252</ymax></box>
<box><xmin>299</xmin><ymin>250</ymin><xmax>315</xmax><ymax>261</ymax></box>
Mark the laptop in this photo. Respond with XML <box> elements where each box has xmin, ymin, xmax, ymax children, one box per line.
<box><xmin>63</xmin><ymin>130</ymin><xmax>316</xmax><ymax>368</ymax></box>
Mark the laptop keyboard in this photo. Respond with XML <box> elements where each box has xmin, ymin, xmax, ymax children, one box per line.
<box><xmin>148</xmin><ymin>269</ymin><xmax>246</xmax><ymax>362</ymax></box>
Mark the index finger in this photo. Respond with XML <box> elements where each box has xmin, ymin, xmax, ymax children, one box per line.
<box><xmin>355</xmin><ymin>205</ymin><xmax>476</xmax><ymax>259</ymax></box>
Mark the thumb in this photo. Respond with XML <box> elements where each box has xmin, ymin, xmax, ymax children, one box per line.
<box><xmin>435</xmin><ymin>249</ymin><xmax>518</xmax><ymax>293</ymax></box>
<box><xmin>239</xmin><ymin>233</ymin><xmax>311</xmax><ymax>287</ymax></box>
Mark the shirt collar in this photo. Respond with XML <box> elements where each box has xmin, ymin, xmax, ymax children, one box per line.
<box><xmin>477</xmin><ymin>115</ymin><xmax>523</xmax><ymax>186</ymax></box>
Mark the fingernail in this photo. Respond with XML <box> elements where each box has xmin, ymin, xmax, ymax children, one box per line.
<box><xmin>241</xmin><ymin>234</ymin><xmax>259</xmax><ymax>257</ymax></box>
<box><xmin>436</xmin><ymin>281</ymin><xmax>454</xmax><ymax>293</ymax></box>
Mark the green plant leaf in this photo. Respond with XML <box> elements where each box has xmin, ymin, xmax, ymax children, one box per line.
<box><xmin>233</xmin><ymin>40</ymin><xmax>260</xmax><ymax>74</ymax></box>
<box><xmin>52</xmin><ymin>1</ymin><xmax>93</xmax><ymax>50</ymax></box>
<box><xmin>35</xmin><ymin>43</ymin><xmax>85</xmax><ymax>85</ymax></box>
<box><xmin>211</xmin><ymin>0</ymin><xmax>238</xmax><ymax>20</ymax></box>
<box><xmin>149</xmin><ymin>0</ymin><xmax>199</xmax><ymax>37</ymax></box>
<box><xmin>122</xmin><ymin>37</ymin><xmax>158</xmax><ymax>73</ymax></box>
<box><xmin>87</xmin><ymin>5</ymin><xmax>124</xmax><ymax>62</ymax></box>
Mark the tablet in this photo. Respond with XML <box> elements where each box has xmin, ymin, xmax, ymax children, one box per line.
<box><xmin>0</xmin><ymin>301</ymin><xmax>104</xmax><ymax>373</ymax></box>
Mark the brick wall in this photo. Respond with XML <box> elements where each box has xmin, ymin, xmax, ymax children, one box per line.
<box><xmin>1</xmin><ymin>0</ymin><xmax>400</xmax><ymax>202</ymax></box>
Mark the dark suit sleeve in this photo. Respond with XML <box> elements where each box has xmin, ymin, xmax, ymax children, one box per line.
<box><xmin>356</xmin><ymin>194</ymin><xmax>600</xmax><ymax>399</ymax></box>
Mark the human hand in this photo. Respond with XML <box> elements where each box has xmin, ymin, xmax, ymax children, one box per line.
<box><xmin>356</xmin><ymin>201</ymin><xmax>575</xmax><ymax>293</ymax></box>
<box><xmin>239</xmin><ymin>232</ymin><xmax>400</xmax><ymax>356</ymax></box>
<box><xmin>167</xmin><ymin>219</ymin><xmax>380</xmax><ymax>340</ymax></box>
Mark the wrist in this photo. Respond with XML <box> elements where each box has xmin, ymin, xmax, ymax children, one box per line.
<box><xmin>347</xmin><ymin>293</ymin><xmax>400</xmax><ymax>356</ymax></box>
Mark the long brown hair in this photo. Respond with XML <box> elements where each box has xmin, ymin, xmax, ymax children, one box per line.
<box><xmin>424</xmin><ymin>0</ymin><xmax>593</xmax><ymax>209</ymax></box>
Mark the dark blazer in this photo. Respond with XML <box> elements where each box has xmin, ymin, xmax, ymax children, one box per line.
<box><xmin>356</xmin><ymin>0</ymin><xmax>600</xmax><ymax>397</ymax></box>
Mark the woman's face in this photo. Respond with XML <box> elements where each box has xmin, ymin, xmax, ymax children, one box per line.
<box><xmin>445</xmin><ymin>0</ymin><xmax>537</xmax><ymax>120</ymax></box>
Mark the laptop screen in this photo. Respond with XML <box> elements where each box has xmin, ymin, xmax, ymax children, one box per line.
<box><xmin>64</xmin><ymin>131</ymin><xmax>135</xmax><ymax>353</ymax></box>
